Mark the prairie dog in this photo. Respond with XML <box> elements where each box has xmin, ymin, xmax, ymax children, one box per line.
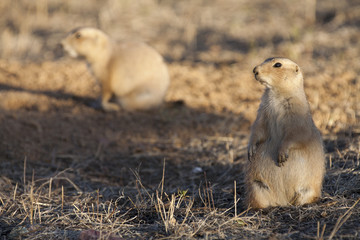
<box><xmin>61</xmin><ymin>27</ymin><xmax>170</xmax><ymax>111</ymax></box>
<box><xmin>246</xmin><ymin>57</ymin><xmax>325</xmax><ymax>209</ymax></box>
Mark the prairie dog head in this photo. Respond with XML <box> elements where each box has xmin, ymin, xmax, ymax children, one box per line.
<box><xmin>61</xmin><ymin>27</ymin><xmax>111</xmax><ymax>63</ymax></box>
<box><xmin>253</xmin><ymin>58</ymin><xmax>304</xmax><ymax>92</ymax></box>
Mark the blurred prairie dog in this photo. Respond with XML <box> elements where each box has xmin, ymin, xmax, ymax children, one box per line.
<box><xmin>61</xmin><ymin>27</ymin><xmax>170</xmax><ymax>111</ymax></box>
<box><xmin>246</xmin><ymin>57</ymin><xmax>325</xmax><ymax>209</ymax></box>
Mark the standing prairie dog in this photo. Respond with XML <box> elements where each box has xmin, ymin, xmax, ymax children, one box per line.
<box><xmin>61</xmin><ymin>27</ymin><xmax>170</xmax><ymax>111</ymax></box>
<box><xmin>246</xmin><ymin>57</ymin><xmax>325</xmax><ymax>209</ymax></box>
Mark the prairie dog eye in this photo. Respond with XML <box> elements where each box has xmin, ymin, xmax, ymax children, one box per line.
<box><xmin>75</xmin><ymin>33</ymin><xmax>81</xmax><ymax>39</ymax></box>
<box><xmin>273</xmin><ymin>62</ymin><xmax>282</xmax><ymax>68</ymax></box>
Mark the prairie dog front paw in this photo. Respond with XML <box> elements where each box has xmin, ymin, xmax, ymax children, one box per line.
<box><xmin>278</xmin><ymin>149</ymin><xmax>289</xmax><ymax>166</ymax></box>
<box><xmin>248</xmin><ymin>141</ymin><xmax>262</xmax><ymax>161</ymax></box>
<box><xmin>248</xmin><ymin>144</ymin><xmax>256</xmax><ymax>161</ymax></box>
<box><xmin>102</xmin><ymin>101</ymin><xmax>121</xmax><ymax>112</ymax></box>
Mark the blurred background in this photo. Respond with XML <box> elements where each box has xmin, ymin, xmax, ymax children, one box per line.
<box><xmin>0</xmin><ymin>0</ymin><xmax>358</xmax><ymax>66</ymax></box>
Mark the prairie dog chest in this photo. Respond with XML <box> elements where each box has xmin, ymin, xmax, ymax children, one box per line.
<box><xmin>263</xmin><ymin>94</ymin><xmax>291</xmax><ymax>139</ymax></box>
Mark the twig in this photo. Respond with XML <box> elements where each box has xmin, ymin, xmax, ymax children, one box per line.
<box><xmin>160</xmin><ymin>158</ymin><xmax>166</xmax><ymax>198</ymax></box>
<box><xmin>234</xmin><ymin>180</ymin><xmax>237</xmax><ymax>218</ymax></box>
<box><xmin>48</xmin><ymin>177</ymin><xmax>52</xmax><ymax>199</ymax></box>
<box><xmin>328</xmin><ymin>198</ymin><xmax>360</xmax><ymax>239</ymax></box>
<box><xmin>13</xmin><ymin>183</ymin><xmax>18</xmax><ymax>200</ymax></box>
<box><xmin>61</xmin><ymin>186</ymin><xmax>64</xmax><ymax>211</ymax></box>
<box><xmin>23</xmin><ymin>156</ymin><xmax>27</xmax><ymax>194</ymax></box>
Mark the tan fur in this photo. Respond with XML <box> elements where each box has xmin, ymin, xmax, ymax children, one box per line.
<box><xmin>61</xmin><ymin>27</ymin><xmax>170</xmax><ymax>111</ymax></box>
<box><xmin>246</xmin><ymin>57</ymin><xmax>325</xmax><ymax>209</ymax></box>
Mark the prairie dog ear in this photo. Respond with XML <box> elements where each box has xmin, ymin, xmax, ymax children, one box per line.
<box><xmin>295</xmin><ymin>65</ymin><xmax>299</xmax><ymax>73</ymax></box>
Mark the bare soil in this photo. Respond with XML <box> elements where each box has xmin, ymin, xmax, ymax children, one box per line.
<box><xmin>0</xmin><ymin>0</ymin><xmax>359</xmax><ymax>239</ymax></box>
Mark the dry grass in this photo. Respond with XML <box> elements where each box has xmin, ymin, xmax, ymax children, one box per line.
<box><xmin>0</xmin><ymin>0</ymin><xmax>359</xmax><ymax>239</ymax></box>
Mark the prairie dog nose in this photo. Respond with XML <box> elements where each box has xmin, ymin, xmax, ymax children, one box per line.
<box><xmin>253</xmin><ymin>66</ymin><xmax>259</xmax><ymax>75</ymax></box>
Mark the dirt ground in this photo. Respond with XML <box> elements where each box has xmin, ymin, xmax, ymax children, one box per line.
<box><xmin>0</xmin><ymin>0</ymin><xmax>359</xmax><ymax>239</ymax></box>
